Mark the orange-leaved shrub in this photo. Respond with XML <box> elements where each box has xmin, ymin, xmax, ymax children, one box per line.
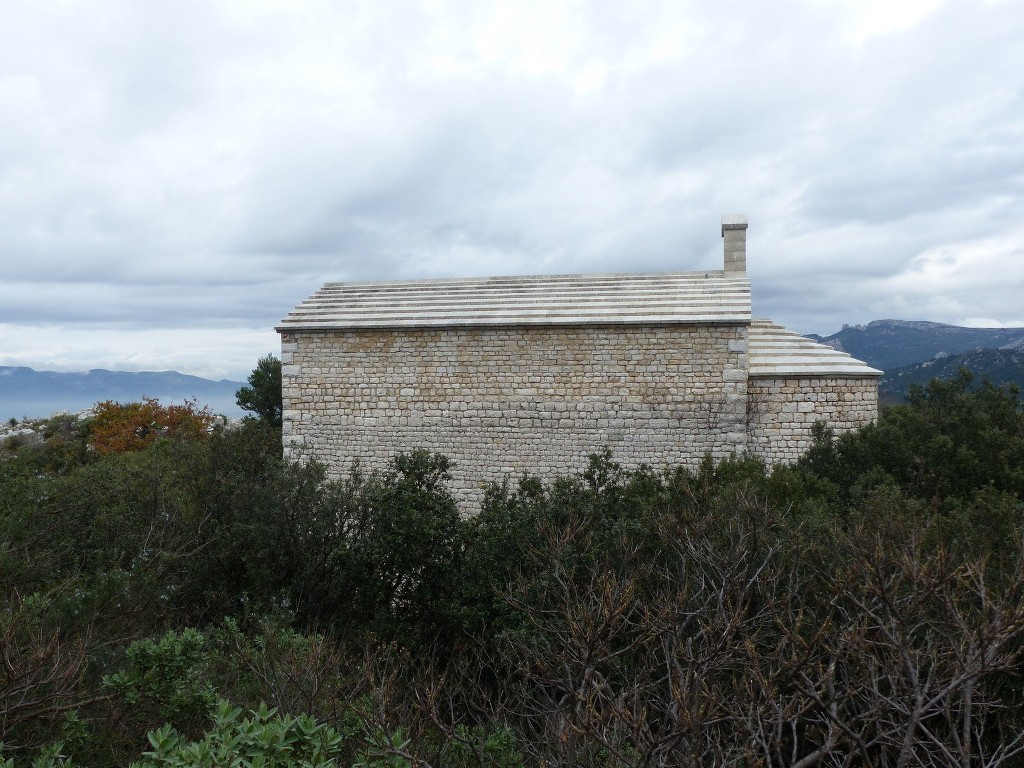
<box><xmin>88</xmin><ymin>397</ymin><xmax>215</xmax><ymax>454</ymax></box>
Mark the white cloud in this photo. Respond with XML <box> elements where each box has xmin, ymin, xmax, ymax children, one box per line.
<box><xmin>0</xmin><ymin>323</ymin><xmax>277</xmax><ymax>381</ymax></box>
<box><xmin>1</xmin><ymin>0</ymin><xmax>1023</xmax><ymax>374</ymax></box>
<box><xmin>840</xmin><ymin>0</ymin><xmax>943</xmax><ymax>43</ymax></box>
<box><xmin>959</xmin><ymin>318</ymin><xmax>1024</xmax><ymax>328</ymax></box>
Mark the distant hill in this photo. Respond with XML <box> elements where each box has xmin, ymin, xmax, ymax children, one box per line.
<box><xmin>878</xmin><ymin>348</ymin><xmax>1024</xmax><ymax>405</ymax></box>
<box><xmin>0</xmin><ymin>367</ymin><xmax>247</xmax><ymax>421</ymax></box>
<box><xmin>806</xmin><ymin>320</ymin><xmax>1024</xmax><ymax>371</ymax></box>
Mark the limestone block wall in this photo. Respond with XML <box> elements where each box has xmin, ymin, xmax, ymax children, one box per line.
<box><xmin>281</xmin><ymin>324</ymin><xmax>749</xmax><ymax>510</ymax></box>
<box><xmin>746</xmin><ymin>376</ymin><xmax>878</xmax><ymax>463</ymax></box>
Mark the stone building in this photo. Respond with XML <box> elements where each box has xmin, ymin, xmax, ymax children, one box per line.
<box><xmin>278</xmin><ymin>216</ymin><xmax>880</xmax><ymax>507</ymax></box>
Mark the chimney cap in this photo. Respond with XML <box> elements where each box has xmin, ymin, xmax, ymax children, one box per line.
<box><xmin>721</xmin><ymin>214</ymin><xmax>748</xmax><ymax>235</ymax></box>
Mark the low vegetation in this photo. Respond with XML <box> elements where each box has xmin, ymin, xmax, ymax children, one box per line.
<box><xmin>0</xmin><ymin>369</ymin><xmax>1022</xmax><ymax>766</ymax></box>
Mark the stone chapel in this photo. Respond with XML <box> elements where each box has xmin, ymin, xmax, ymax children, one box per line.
<box><xmin>277</xmin><ymin>216</ymin><xmax>880</xmax><ymax>507</ymax></box>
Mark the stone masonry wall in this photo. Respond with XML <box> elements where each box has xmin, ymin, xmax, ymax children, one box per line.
<box><xmin>746</xmin><ymin>376</ymin><xmax>878</xmax><ymax>463</ymax></box>
<box><xmin>281</xmin><ymin>324</ymin><xmax>749</xmax><ymax>510</ymax></box>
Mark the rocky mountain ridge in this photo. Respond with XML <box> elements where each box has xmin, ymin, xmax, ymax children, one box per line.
<box><xmin>807</xmin><ymin>320</ymin><xmax>1024</xmax><ymax>371</ymax></box>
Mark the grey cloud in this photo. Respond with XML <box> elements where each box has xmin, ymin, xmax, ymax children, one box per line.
<box><xmin>2</xmin><ymin>0</ymin><xmax>1024</xmax><ymax>376</ymax></box>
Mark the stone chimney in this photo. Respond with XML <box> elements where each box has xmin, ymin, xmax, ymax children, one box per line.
<box><xmin>721</xmin><ymin>214</ymin><xmax>748</xmax><ymax>274</ymax></box>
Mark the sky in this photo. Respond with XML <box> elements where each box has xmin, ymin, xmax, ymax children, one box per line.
<box><xmin>1</xmin><ymin>0</ymin><xmax>1022</xmax><ymax>382</ymax></box>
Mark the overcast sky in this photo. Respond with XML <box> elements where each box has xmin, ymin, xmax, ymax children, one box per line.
<box><xmin>2</xmin><ymin>0</ymin><xmax>1022</xmax><ymax>381</ymax></box>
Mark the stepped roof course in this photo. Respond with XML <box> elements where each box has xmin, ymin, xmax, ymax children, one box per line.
<box><xmin>748</xmin><ymin>319</ymin><xmax>881</xmax><ymax>377</ymax></box>
<box><xmin>277</xmin><ymin>270</ymin><xmax>752</xmax><ymax>330</ymax></box>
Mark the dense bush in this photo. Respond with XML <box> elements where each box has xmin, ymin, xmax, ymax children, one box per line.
<box><xmin>793</xmin><ymin>370</ymin><xmax>1024</xmax><ymax>504</ymax></box>
<box><xmin>88</xmin><ymin>398</ymin><xmax>215</xmax><ymax>455</ymax></box>
<box><xmin>1</xmin><ymin>371</ymin><xmax>1022</xmax><ymax>766</ymax></box>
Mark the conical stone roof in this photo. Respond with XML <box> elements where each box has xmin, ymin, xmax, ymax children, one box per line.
<box><xmin>748</xmin><ymin>319</ymin><xmax>881</xmax><ymax>377</ymax></box>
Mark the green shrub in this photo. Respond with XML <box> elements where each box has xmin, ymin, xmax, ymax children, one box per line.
<box><xmin>132</xmin><ymin>700</ymin><xmax>346</xmax><ymax>768</ymax></box>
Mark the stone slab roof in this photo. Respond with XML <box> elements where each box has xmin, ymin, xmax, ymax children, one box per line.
<box><xmin>748</xmin><ymin>319</ymin><xmax>881</xmax><ymax>378</ymax></box>
<box><xmin>278</xmin><ymin>271</ymin><xmax>752</xmax><ymax>331</ymax></box>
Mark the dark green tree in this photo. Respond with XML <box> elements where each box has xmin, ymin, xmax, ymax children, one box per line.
<box><xmin>236</xmin><ymin>355</ymin><xmax>283</xmax><ymax>427</ymax></box>
<box><xmin>792</xmin><ymin>368</ymin><xmax>1024</xmax><ymax>505</ymax></box>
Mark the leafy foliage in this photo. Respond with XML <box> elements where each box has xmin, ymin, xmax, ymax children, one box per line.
<box><xmin>88</xmin><ymin>398</ymin><xmax>215</xmax><ymax>455</ymax></box>
<box><xmin>132</xmin><ymin>700</ymin><xmax>347</xmax><ymax>768</ymax></box>
<box><xmin>235</xmin><ymin>355</ymin><xmax>283</xmax><ymax>427</ymax></box>
<box><xmin>793</xmin><ymin>369</ymin><xmax>1024</xmax><ymax>503</ymax></box>
<box><xmin>1</xmin><ymin>373</ymin><xmax>1023</xmax><ymax>766</ymax></box>
<box><xmin>103</xmin><ymin>629</ymin><xmax>218</xmax><ymax>738</ymax></box>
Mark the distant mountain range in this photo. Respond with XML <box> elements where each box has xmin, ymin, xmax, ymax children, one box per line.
<box><xmin>807</xmin><ymin>320</ymin><xmax>1024</xmax><ymax>404</ymax></box>
<box><xmin>1</xmin><ymin>367</ymin><xmax>246</xmax><ymax>421</ymax></box>
<box><xmin>807</xmin><ymin>320</ymin><xmax>1024</xmax><ymax>372</ymax></box>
